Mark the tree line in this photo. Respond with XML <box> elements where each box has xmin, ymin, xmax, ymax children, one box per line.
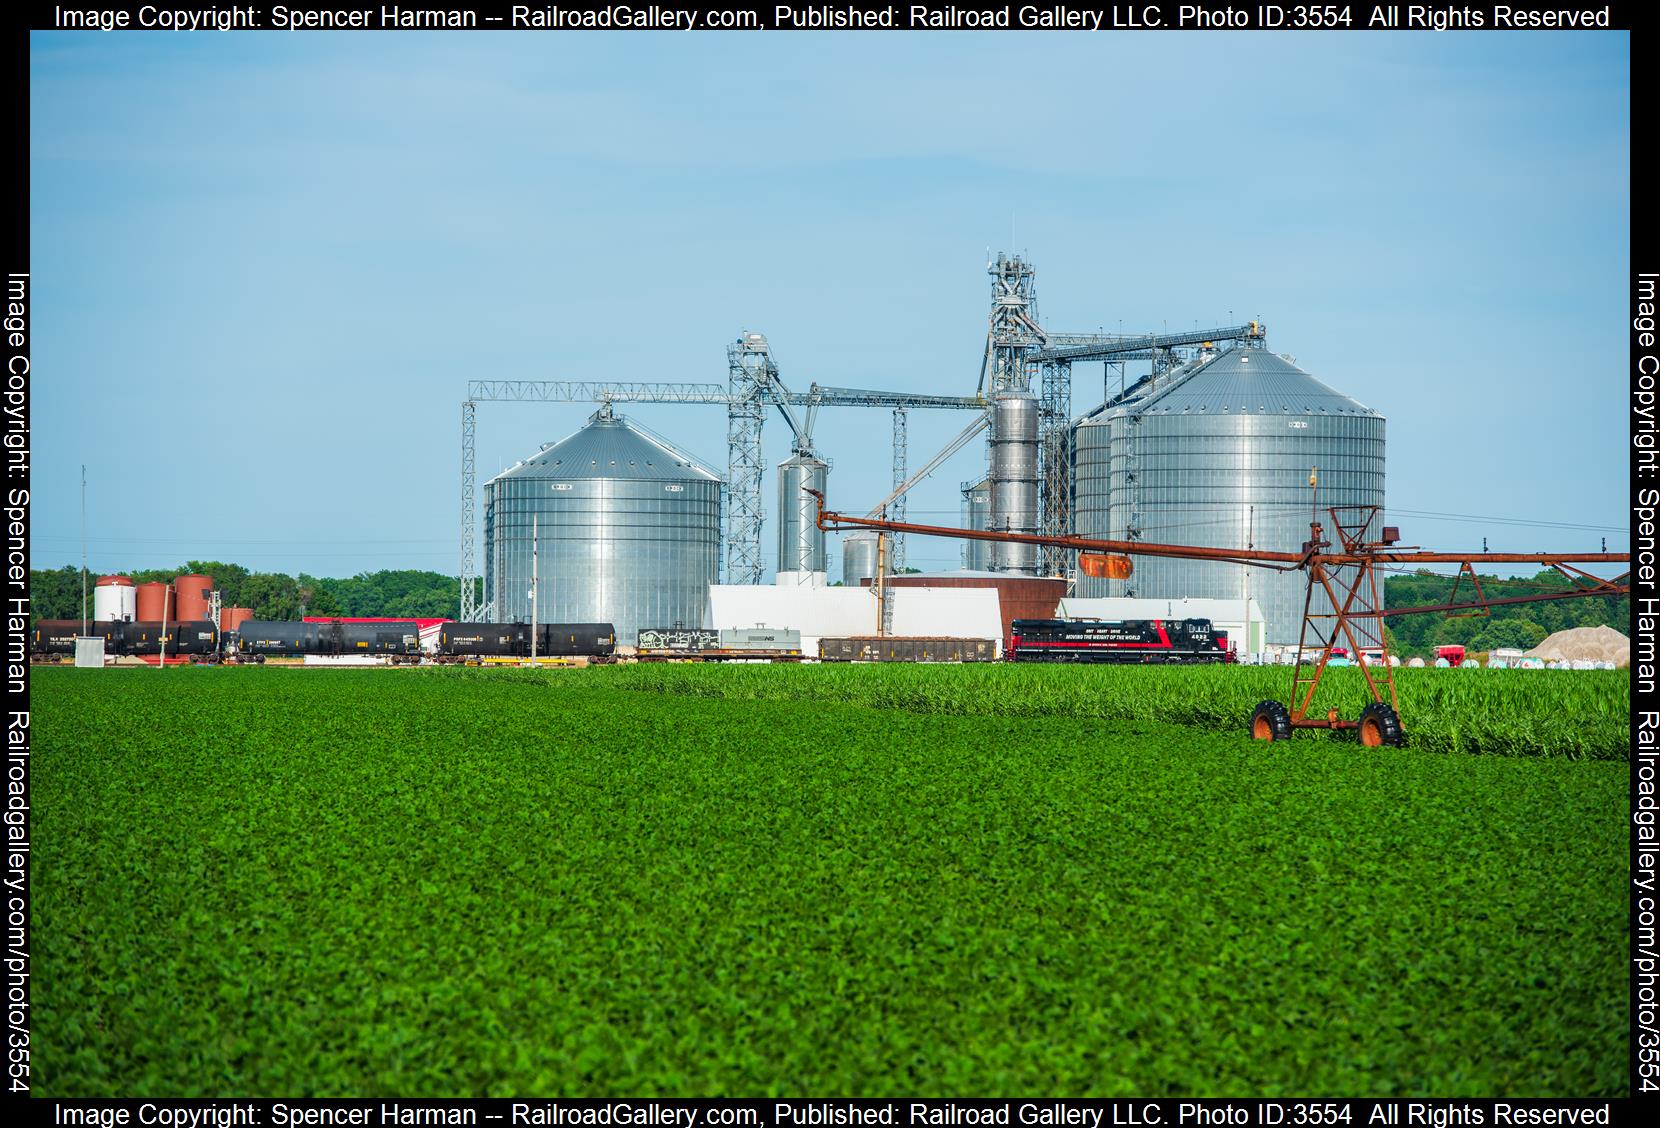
<box><xmin>1382</xmin><ymin>569</ymin><xmax>1627</xmax><ymax>654</ymax></box>
<box><xmin>28</xmin><ymin>562</ymin><xmax>484</xmax><ymax>624</ymax></box>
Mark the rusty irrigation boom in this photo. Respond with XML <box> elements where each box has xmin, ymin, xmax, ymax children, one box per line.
<box><xmin>806</xmin><ymin>489</ymin><xmax>1630</xmax><ymax>746</ymax></box>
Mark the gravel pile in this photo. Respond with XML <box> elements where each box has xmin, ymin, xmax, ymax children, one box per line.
<box><xmin>1525</xmin><ymin>625</ymin><xmax>1630</xmax><ymax>667</ymax></box>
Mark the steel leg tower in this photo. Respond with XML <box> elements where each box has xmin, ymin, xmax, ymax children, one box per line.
<box><xmin>984</xmin><ymin>254</ymin><xmax>1046</xmax><ymax>576</ymax></box>
<box><xmin>1038</xmin><ymin>359</ymin><xmax>1072</xmax><ymax>577</ymax></box>
<box><xmin>726</xmin><ymin>333</ymin><xmax>775</xmax><ymax>585</ymax></box>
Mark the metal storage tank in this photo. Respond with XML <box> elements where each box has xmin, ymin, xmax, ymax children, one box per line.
<box><xmin>173</xmin><ymin>574</ymin><xmax>214</xmax><ymax>622</ymax></box>
<box><xmin>842</xmin><ymin>531</ymin><xmax>881</xmax><ymax>587</ymax></box>
<box><xmin>93</xmin><ymin>575</ymin><xmax>136</xmax><ymax>622</ymax></box>
<box><xmin>1075</xmin><ymin>346</ymin><xmax>1385</xmax><ymax>644</ymax></box>
<box><xmin>1070</xmin><ymin>409</ymin><xmax>1111</xmax><ymax>546</ymax></box>
<box><xmin>777</xmin><ymin>453</ymin><xmax>829</xmax><ymax>575</ymax></box>
<box><xmin>482</xmin><ymin>405</ymin><xmax>721</xmax><ymax>647</ymax></box>
<box><xmin>960</xmin><ymin>478</ymin><xmax>991</xmax><ymax>571</ymax></box>
<box><xmin>989</xmin><ymin>392</ymin><xmax>1039</xmax><ymax>574</ymax></box>
<box><xmin>220</xmin><ymin>606</ymin><xmax>254</xmax><ymax>634</ymax></box>
<box><xmin>135</xmin><ymin>581</ymin><xmax>172</xmax><ymax>622</ymax></box>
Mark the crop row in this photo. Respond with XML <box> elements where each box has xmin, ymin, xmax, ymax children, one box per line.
<box><xmin>535</xmin><ymin>663</ymin><xmax>1632</xmax><ymax>760</ymax></box>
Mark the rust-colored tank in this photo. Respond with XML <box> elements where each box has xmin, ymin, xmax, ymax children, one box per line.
<box><xmin>173</xmin><ymin>574</ymin><xmax>215</xmax><ymax>622</ymax></box>
<box><xmin>862</xmin><ymin>574</ymin><xmax>1067</xmax><ymax>650</ymax></box>
<box><xmin>220</xmin><ymin>606</ymin><xmax>253</xmax><ymax>634</ymax></box>
<box><xmin>135</xmin><ymin>581</ymin><xmax>173</xmax><ymax>622</ymax></box>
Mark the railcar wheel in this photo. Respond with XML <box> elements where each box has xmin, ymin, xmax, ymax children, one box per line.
<box><xmin>1357</xmin><ymin>702</ymin><xmax>1405</xmax><ymax>748</ymax></box>
<box><xmin>1250</xmin><ymin>700</ymin><xmax>1292</xmax><ymax>742</ymax></box>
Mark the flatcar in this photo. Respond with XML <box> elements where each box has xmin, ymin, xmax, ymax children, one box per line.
<box><xmin>1008</xmin><ymin>618</ymin><xmax>1233</xmax><ymax>664</ymax></box>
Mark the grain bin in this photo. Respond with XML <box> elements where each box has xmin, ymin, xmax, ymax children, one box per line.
<box><xmin>135</xmin><ymin>581</ymin><xmax>172</xmax><ymax>622</ymax></box>
<box><xmin>960</xmin><ymin>478</ymin><xmax>991</xmax><ymax>571</ymax></box>
<box><xmin>842</xmin><ymin>531</ymin><xmax>881</xmax><ymax>587</ymax></box>
<box><xmin>173</xmin><ymin>574</ymin><xmax>215</xmax><ymax>621</ymax></box>
<box><xmin>989</xmin><ymin>392</ymin><xmax>1039</xmax><ymax>574</ymax></box>
<box><xmin>93</xmin><ymin>575</ymin><xmax>136</xmax><ymax>622</ymax></box>
<box><xmin>1074</xmin><ymin>346</ymin><xmax>1385</xmax><ymax>644</ymax></box>
<box><xmin>776</xmin><ymin>453</ymin><xmax>829</xmax><ymax>575</ymax></box>
<box><xmin>482</xmin><ymin>404</ymin><xmax>721</xmax><ymax>646</ymax></box>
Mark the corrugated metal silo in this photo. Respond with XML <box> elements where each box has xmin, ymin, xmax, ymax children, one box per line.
<box><xmin>776</xmin><ymin>454</ymin><xmax>829</xmax><ymax>575</ymax></box>
<box><xmin>1070</xmin><ymin>408</ymin><xmax>1111</xmax><ymax>549</ymax></box>
<box><xmin>482</xmin><ymin>405</ymin><xmax>722</xmax><ymax>645</ymax></box>
<box><xmin>988</xmin><ymin>393</ymin><xmax>1039</xmax><ymax>574</ymax></box>
<box><xmin>842</xmin><ymin>531</ymin><xmax>880</xmax><ymax>587</ymax></box>
<box><xmin>1076</xmin><ymin>347</ymin><xmax>1385</xmax><ymax>644</ymax></box>
<box><xmin>959</xmin><ymin>478</ymin><xmax>991</xmax><ymax>571</ymax></box>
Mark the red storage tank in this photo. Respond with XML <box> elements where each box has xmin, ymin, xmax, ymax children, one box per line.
<box><xmin>93</xmin><ymin>575</ymin><xmax>137</xmax><ymax>622</ymax></box>
<box><xmin>174</xmin><ymin>574</ymin><xmax>214</xmax><ymax>622</ymax></box>
<box><xmin>220</xmin><ymin>606</ymin><xmax>253</xmax><ymax>634</ymax></box>
<box><xmin>135</xmin><ymin>582</ymin><xmax>173</xmax><ymax>622</ymax></box>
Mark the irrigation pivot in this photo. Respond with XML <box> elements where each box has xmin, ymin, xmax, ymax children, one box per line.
<box><xmin>806</xmin><ymin>489</ymin><xmax>1630</xmax><ymax>745</ymax></box>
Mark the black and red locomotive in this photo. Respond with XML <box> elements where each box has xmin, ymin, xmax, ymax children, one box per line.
<box><xmin>1008</xmin><ymin>618</ymin><xmax>1233</xmax><ymax>664</ymax></box>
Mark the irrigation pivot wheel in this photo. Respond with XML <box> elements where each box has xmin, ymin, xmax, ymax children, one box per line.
<box><xmin>1357</xmin><ymin>702</ymin><xmax>1405</xmax><ymax>748</ymax></box>
<box><xmin>1250</xmin><ymin>700</ymin><xmax>1292</xmax><ymax>742</ymax></box>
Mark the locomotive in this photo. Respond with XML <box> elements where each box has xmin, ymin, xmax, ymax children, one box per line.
<box><xmin>31</xmin><ymin>619</ymin><xmax>617</xmax><ymax>663</ymax></box>
<box><xmin>1008</xmin><ymin>618</ymin><xmax>1233</xmax><ymax>664</ymax></box>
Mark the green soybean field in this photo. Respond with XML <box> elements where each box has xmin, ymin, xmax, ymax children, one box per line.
<box><xmin>31</xmin><ymin>665</ymin><xmax>1628</xmax><ymax>1096</ymax></box>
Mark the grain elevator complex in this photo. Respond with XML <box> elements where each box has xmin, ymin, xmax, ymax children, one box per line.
<box><xmin>464</xmin><ymin>254</ymin><xmax>1387</xmax><ymax>655</ymax></box>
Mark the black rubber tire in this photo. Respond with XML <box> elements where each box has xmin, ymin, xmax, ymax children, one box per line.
<box><xmin>1357</xmin><ymin>701</ymin><xmax>1406</xmax><ymax>748</ymax></box>
<box><xmin>1250</xmin><ymin>700</ymin><xmax>1293</xmax><ymax>742</ymax></box>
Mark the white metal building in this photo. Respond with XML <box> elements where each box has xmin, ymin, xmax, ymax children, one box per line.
<box><xmin>1056</xmin><ymin>596</ymin><xmax>1267</xmax><ymax>657</ymax></box>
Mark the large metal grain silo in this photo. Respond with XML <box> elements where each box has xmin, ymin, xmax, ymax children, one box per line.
<box><xmin>1076</xmin><ymin>346</ymin><xmax>1385</xmax><ymax>645</ymax></box>
<box><xmin>988</xmin><ymin>392</ymin><xmax>1039</xmax><ymax>574</ymax></box>
<box><xmin>1070</xmin><ymin>408</ymin><xmax>1111</xmax><ymax>547</ymax></box>
<box><xmin>776</xmin><ymin>454</ymin><xmax>829</xmax><ymax>576</ymax></box>
<box><xmin>960</xmin><ymin>477</ymin><xmax>991</xmax><ymax>571</ymax></box>
<box><xmin>482</xmin><ymin>405</ymin><xmax>722</xmax><ymax>645</ymax></box>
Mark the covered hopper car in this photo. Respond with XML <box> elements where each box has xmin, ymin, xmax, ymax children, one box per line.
<box><xmin>1008</xmin><ymin>618</ymin><xmax>1233</xmax><ymax>664</ymax></box>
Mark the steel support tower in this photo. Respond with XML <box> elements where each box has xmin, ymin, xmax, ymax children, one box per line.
<box><xmin>1038</xmin><ymin>359</ymin><xmax>1071</xmax><ymax>576</ymax></box>
<box><xmin>985</xmin><ymin>253</ymin><xmax>1045</xmax><ymax>395</ymax></box>
<box><xmin>460</xmin><ymin>398</ymin><xmax>478</xmax><ymax>621</ymax></box>
<box><xmin>725</xmin><ymin>335</ymin><xmax>773</xmax><ymax>585</ymax></box>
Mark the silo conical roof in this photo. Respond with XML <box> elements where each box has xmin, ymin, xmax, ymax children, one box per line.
<box><xmin>490</xmin><ymin>410</ymin><xmax>721</xmax><ymax>483</ymax></box>
<box><xmin>1134</xmin><ymin>349</ymin><xmax>1379</xmax><ymax>417</ymax></box>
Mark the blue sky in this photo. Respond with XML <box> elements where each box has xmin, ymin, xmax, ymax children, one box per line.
<box><xmin>29</xmin><ymin>31</ymin><xmax>1630</xmax><ymax>579</ymax></box>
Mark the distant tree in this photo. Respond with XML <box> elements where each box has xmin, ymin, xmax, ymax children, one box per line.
<box><xmin>240</xmin><ymin>572</ymin><xmax>301</xmax><ymax>620</ymax></box>
<box><xmin>1473</xmin><ymin>619</ymin><xmax>1548</xmax><ymax>653</ymax></box>
<box><xmin>296</xmin><ymin>574</ymin><xmax>343</xmax><ymax>618</ymax></box>
<box><xmin>185</xmin><ymin>561</ymin><xmax>252</xmax><ymax>609</ymax></box>
<box><xmin>27</xmin><ymin>566</ymin><xmax>83</xmax><ymax>623</ymax></box>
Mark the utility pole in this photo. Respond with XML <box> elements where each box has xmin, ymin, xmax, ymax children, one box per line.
<box><xmin>874</xmin><ymin>533</ymin><xmax>888</xmax><ymax>637</ymax></box>
<box><xmin>80</xmin><ymin>465</ymin><xmax>88</xmax><ymax>637</ymax></box>
<box><xmin>1243</xmin><ymin>504</ymin><xmax>1254</xmax><ymax>656</ymax></box>
<box><xmin>159</xmin><ymin>584</ymin><xmax>170</xmax><ymax>669</ymax></box>
<box><xmin>530</xmin><ymin>514</ymin><xmax>539</xmax><ymax>664</ymax></box>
